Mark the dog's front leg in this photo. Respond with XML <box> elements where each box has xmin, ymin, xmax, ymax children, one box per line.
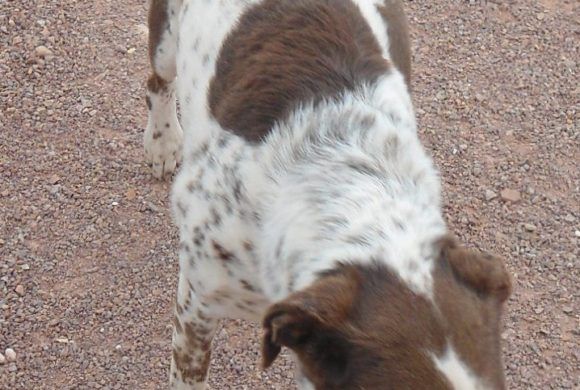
<box><xmin>145</xmin><ymin>0</ymin><xmax>184</xmax><ymax>179</ymax></box>
<box><xmin>170</xmin><ymin>276</ymin><xmax>217</xmax><ymax>390</ymax></box>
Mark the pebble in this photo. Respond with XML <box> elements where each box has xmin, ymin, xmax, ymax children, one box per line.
<box><xmin>135</xmin><ymin>23</ymin><xmax>149</xmax><ymax>38</ymax></box>
<box><xmin>5</xmin><ymin>348</ymin><xmax>16</xmax><ymax>362</ymax></box>
<box><xmin>524</xmin><ymin>223</ymin><xmax>537</xmax><ymax>232</ymax></box>
<box><xmin>0</xmin><ymin>353</ymin><xmax>5</xmax><ymax>365</ymax></box>
<box><xmin>49</xmin><ymin>174</ymin><xmax>60</xmax><ymax>185</ymax></box>
<box><xmin>15</xmin><ymin>285</ymin><xmax>25</xmax><ymax>296</ymax></box>
<box><xmin>485</xmin><ymin>190</ymin><xmax>498</xmax><ymax>201</ymax></box>
<box><xmin>35</xmin><ymin>45</ymin><xmax>53</xmax><ymax>57</ymax></box>
<box><xmin>500</xmin><ymin>188</ymin><xmax>521</xmax><ymax>203</ymax></box>
<box><xmin>126</xmin><ymin>188</ymin><xmax>137</xmax><ymax>201</ymax></box>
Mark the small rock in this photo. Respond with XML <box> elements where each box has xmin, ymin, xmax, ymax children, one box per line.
<box><xmin>135</xmin><ymin>24</ymin><xmax>149</xmax><ymax>40</ymax></box>
<box><xmin>127</xmin><ymin>47</ymin><xmax>136</xmax><ymax>54</ymax></box>
<box><xmin>48</xmin><ymin>174</ymin><xmax>60</xmax><ymax>185</ymax></box>
<box><xmin>485</xmin><ymin>190</ymin><xmax>497</xmax><ymax>201</ymax></box>
<box><xmin>34</xmin><ymin>45</ymin><xmax>53</xmax><ymax>57</ymax></box>
<box><xmin>0</xmin><ymin>353</ymin><xmax>5</xmax><ymax>365</ymax></box>
<box><xmin>562</xmin><ymin>306</ymin><xmax>573</xmax><ymax>314</ymax></box>
<box><xmin>145</xmin><ymin>201</ymin><xmax>160</xmax><ymax>213</ymax></box>
<box><xmin>500</xmin><ymin>188</ymin><xmax>521</xmax><ymax>203</ymax></box>
<box><xmin>7</xmin><ymin>363</ymin><xmax>17</xmax><ymax>372</ymax></box>
<box><xmin>126</xmin><ymin>188</ymin><xmax>137</xmax><ymax>201</ymax></box>
<box><xmin>21</xmin><ymin>264</ymin><xmax>30</xmax><ymax>271</ymax></box>
<box><xmin>575</xmin><ymin>230</ymin><xmax>580</xmax><ymax>238</ymax></box>
<box><xmin>5</xmin><ymin>348</ymin><xmax>16</xmax><ymax>362</ymax></box>
<box><xmin>15</xmin><ymin>285</ymin><xmax>25</xmax><ymax>296</ymax></box>
<box><xmin>524</xmin><ymin>223</ymin><xmax>536</xmax><ymax>232</ymax></box>
<box><xmin>564</xmin><ymin>214</ymin><xmax>575</xmax><ymax>223</ymax></box>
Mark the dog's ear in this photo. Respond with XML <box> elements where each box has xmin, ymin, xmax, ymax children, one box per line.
<box><xmin>262</xmin><ymin>303</ymin><xmax>319</xmax><ymax>368</ymax></box>
<box><xmin>261</xmin><ymin>268</ymin><xmax>359</xmax><ymax>369</ymax></box>
<box><xmin>261</xmin><ymin>300</ymin><xmax>352</xmax><ymax>387</ymax></box>
<box><xmin>438</xmin><ymin>236</ymin><xmax>512</xmax><ymax>302</ymax></box>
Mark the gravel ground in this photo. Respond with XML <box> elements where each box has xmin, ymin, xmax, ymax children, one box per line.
<box><xmin>0</xmin><ymin>0</ymin><xmax>578</xmax><ymax>389</ymax></box>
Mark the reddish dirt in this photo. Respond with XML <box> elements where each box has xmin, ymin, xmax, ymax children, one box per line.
<box><xmin>0</xmin><ymin>0</ymin><xmax>578</xmax><ymax>389</ymax></box>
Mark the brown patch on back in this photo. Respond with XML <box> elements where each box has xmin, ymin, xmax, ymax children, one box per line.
<box><xmin>208</xmin><ymin>0</ymin><xmax>391</xmax><ymax>142</ymax></box>
<box><xmin>376</xmin><ymin>0</ymin><xmax>412</xmax><ymax>87</ymax></box>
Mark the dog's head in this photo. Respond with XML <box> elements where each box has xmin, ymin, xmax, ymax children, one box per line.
<box><xmin>262</xmin><ymin>236</ymin><xmax>511</xmax><ymax>389</ymax></box>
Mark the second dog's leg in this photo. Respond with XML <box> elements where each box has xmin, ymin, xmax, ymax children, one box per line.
<box><xmin>145</xmin><ymin>0</ymin><xmax>183</xmax><ymax>179</ymax></box>
<box><xmin>170</xmin><ymin>275</ymin><xmax>217</xmax><ymax>390</ymax></box>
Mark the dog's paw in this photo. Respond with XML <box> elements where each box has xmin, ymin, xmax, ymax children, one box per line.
<box><xmin>144</xmin><ymin>122</ymin><xmax>183</xmax><ymax>179</ymax></box>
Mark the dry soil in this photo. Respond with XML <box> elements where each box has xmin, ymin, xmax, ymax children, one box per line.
<box><xmin>0</xmin><ymin>0</ymin><xmax>578</xmax><ymax>389</ymax></box>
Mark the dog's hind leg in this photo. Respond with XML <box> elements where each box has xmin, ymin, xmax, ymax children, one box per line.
<box><xmin>145</xmin><ymin>0</ymin><xmax>184</xmax><ymax>179</ymax></box>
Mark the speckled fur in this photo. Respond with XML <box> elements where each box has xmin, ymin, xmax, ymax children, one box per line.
<box><xmin>156</xmin><ymin>1</ymin><xmax>493</xmax><ymax>389</ymax></box>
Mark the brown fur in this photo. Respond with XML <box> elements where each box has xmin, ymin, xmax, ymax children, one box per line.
<box><xmin>263</xmin><ymin>238</ymin><xmax>510</xmax><ymax>389</ymax></box>
<box><xmin>208</xmin><ymin>0</ymin><xmax>391</xmax><ymax>142</ymax></box>
<box><xmin>147</xmin><ymin>73</ymin><xmax>168</xmax><ymax>95</ymax></box>
<box><xmin>377</xmin><ymin>0</ymin><xmax>412</xmax><ymax>86</ymax></box>
<box><xmin>148</xmin><ymin>0</ymin><xmax>169</xmax><ymax>66</ymax></box>
<box><xmin>173</xmin><ymin>318</ymin><xmax>213</xmax><ymax>384</ymax></box>
<box><xmin>434</xmin><ymin>237</ymin><xmax>511</xmax><ymax>389</ymax></box>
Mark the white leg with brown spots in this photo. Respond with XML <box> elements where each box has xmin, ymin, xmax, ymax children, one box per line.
<box><xmin>145</xmin><ymin>0</ymin><xmax>184</xmax><ymax>179</ymax></box>
<box><xmin>145</xmin><ymin>77</ymin><xmax>183</xmax><ymax>179</ymax></box>
<box><xmin>170</xmin><ymin>276</ymin><xmax>217</xmax><ymax>389</ymax></box>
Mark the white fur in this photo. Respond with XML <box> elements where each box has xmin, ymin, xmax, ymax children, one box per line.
<box><xmin>257</xmin><ymin>76</ymin><xmax>444</xmax><ymax>300</ymax></box>
<box><xmin>433</xmin><ymin>347</ymin><xmax>491</xmax><ymax>390</ymax></box>
<box><xmin>144</xmin><ymin>81</ymin><xmax>183</xmax><ymax>178</ymax></box>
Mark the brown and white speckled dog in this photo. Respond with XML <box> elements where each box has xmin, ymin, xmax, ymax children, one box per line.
<box><xmin>144</xmin><ymin>1</ymin><xmax>512</xmax><ymax>389</ymax></box>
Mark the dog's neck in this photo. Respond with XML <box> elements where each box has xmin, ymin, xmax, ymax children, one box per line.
<box><xmin>258</xmin><ymin>74</ymin><xmax>447</xmax><ymax>302</ymax></box>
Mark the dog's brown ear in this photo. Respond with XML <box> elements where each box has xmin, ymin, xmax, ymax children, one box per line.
<box><xmin>439</xmin><ymin>237</ymin><xmax>512</xmax><ymax>302</ymax></box>
<box><xmin>261</xmin><ymin>267</ymin><xmax>359</xmax><ymax>368</ymax></box>
<box><xmin>262</xmin><ymin>303</ymin><xmax>319</xmax><ymax>368</ymax></box>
